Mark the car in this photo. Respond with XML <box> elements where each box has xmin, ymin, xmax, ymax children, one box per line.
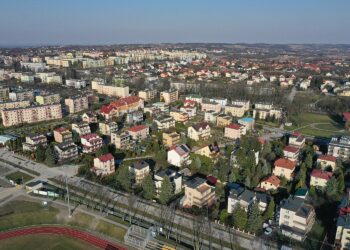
<box><xmin>264</xmin><ymin>227</ymin><xmax>273</xmax><ymax>235</ymax></box>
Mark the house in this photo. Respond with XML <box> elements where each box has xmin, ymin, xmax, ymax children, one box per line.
<box><xmin>279</xmin><ymin>196</ymin><xmax>315</xmax><ymax>241</ymax></box>
<box><xmin>310</xmin><ymin>169</ymin><xmax>333</xmax><ymax>188</ymax></box>
<box><xmin>335</xmin><ymin>206</ymin><xmax>350</xmax><ymax>249</ymax></box>
<box><xmin>93</xmin><ymin>153</ymin><xmax>115</xmax><ymax>176</ymax></box>
<box><xmin>127</xmin><ymin>125</ymin><xmax>149</xmax><ymax>140</ymax></box>
<box><xmin>224</xmin><ymin>123</ymin><xmax>246</xmax><ymax>140</ymax></box>
<box><xmin>185</xmin><ymin>94</ymin><xmax>203</xmax><ymax>104</ymax></box>
<box><xmin>224</xmin><ymin>104</ymin><xmax>246</xmax><ymax>118</ymax></box>
<box><xmin>126</xmin><ymin>110</ymin><xmax>144</xmax><ymax>124</ymax></box>
<box><xmin>129</xmin><ymin>161</ymin><xmax>150</xmax><ymax>185</ymax></box>
<box><xmin>289</xmin><ymin>132</ymin><xmax>306</xmax><ymax>148</ymax></box>
<box><xmin>167</xmin><ymin>144</ymin><xmax>191</xmax><ymax>167</ymax></box>
<box><xmin>204</xmin><ymin>111</ymin><xmax>218</xmax><ymax>123</ymax></box>
<box><xmin>216</xmin><ymin>114</ymin><xmax>232</xmax><ymax>127</ymax></box>
<box><xmin>238</xmin><ymin>117</ymin><xmax>254</xmax><ymax>131</ymax></box>
<box><xmin>253</xmin><ymin>108</ymin><xmax>282</xmax><ymax>120</ymax></box>
<box><xmin>194</xmin><ymin>143</ymin><xmax>220</xmax><ymax>158</ymax></box>
<box><xmin>170</xmin><ymin>110</ymin><xmax>189</xmax><ymax>122</ymax></box>
<box><xmin>53</xmin><ymin>127</ymin><xmax>72</xmax><ymax>143</ymax></box>
<box><xmin>154</xmin><ymin>116</ymin><xmax>176</xmax><ymax>130</ymax></box>
<box><xmin>152</xmin><ymin>102</ymin><xmax>169</xmax><ymax>113</ymax></box>
<box><xmin>283</xmin><ymin>146</ymin><xmax>300</xmax><ymax>162</ymax></box>
<box><xmin>328</xmin><ymin>136</ymin><xmax>350</xmax><ymax>160</ymax></box>
<box><xmin>180</xmin><ymin>104</ymin><xmax>197</xmax><ymax>119</ymax></box>
<box><xmin>99</xmin><ymin>121</ymin><xmax>118</xmax><ymax>136</ymax></box>
<box><xmin>54</xmin><ymin>141</ymin><xmax>79</xmax><ymax>162</ymax></box>
<box><xmin>154</xmin><ymin>168</ymin><xmax>182</xmax><ymax>195</ymax></box>
<box><xmin>81</xmin><ymin>133</ymin><xmax>103</xmax><ymax>153</ymax></box>
<box><xmin>201</xmin><ymin>100</ymin><xmax>221</xmax><ymax>113</ymax></box>
<box><xmin>72</xmin><ymin>122</ymin><xmax>91</xmax><ymax>136</ymax></box>
<box><xmin>22</xmin><ymin>134</ymin><xmax>47</xmax><ymax>152</ymax></box>
<box><xmin>187</xmin><ymin>122</ymin><xmax>211</xmax><ymax>141</ymax></box>
<box><xmin>162</xmin><ymin>131</ymin><xmax>181</xmax><ymax>148</ymax></box>
<box><xmin>101</xmin><ymin>96</ymin><xmax>144</xmax><ymax>119</ymax></box>
<box><xmin>82</xmin><ymin>112</ymin><xmax>98</xmax><ymax>124</ymax></box>
<box><xmin>259</xmin><ymin>175</ymin><xmax>281</xmax><ymax>191</ymax></box>
<box><xmin>182</xmin><ymin>177</ymin><xmax>216</xmax><ymax>208</ymax></box>
<box><xmin>273</xmin><ymin>158</ymin><xmax>296</xmax><ymax>181</ymax></box>
<box><xmin>227</xmin><ymin>188</ymin><xmax>271</xmax><ymax>213</ymax></box>
<box><xmin>317</xmin><ymin>155</ymin><xmax>337</xmax><ymax>171</ymax></box>
<box><xmin>111</xmin><ymin>132</ymin><xmax>133</xmax><ymax>149</ymax></box>
<box><xmin>160</xmin><ymin>89</ymin><xmax>179</xmax><ymax>104</ymax></box>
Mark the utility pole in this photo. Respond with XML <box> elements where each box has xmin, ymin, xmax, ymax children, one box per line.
<box><xmin>65</xmin><ymin>176</ymin><xmax>71</xmax><ymax>218</ymax></box>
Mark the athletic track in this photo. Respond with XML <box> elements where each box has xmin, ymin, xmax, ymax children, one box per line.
<box><xmin>0</xmin><ymin>226</ymin><xmax>127</xmax><ymax>250</ymax></box>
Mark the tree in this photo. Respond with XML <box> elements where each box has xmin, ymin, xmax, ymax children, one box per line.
<box><xmin>158</xmin><ymin>176</ymin><xmax>173</xmax><ymax>205</ymax></box>
<box><xmin>336</xmin><ymin>170</ymin><xmax>345</xmax><ymax>194</ymax></box>
<box><xmin>35</xmin><ymin>144</ymin><xmax>46</xmax><ymax>162</ymax></box>
<box><xmin>232</xmin><ymin>204</ymin><xmax>247</xmax><ymax>229</ymax></box>
<box><xmin>116</xmin><ymin>165</ymin><xmax>131</xmax><ymax>192</ymax></box>
<box><xmin>325</xmin><ymin>177</ymin><xmax>338</xmax><ymax>198</ymax></box>
<box><xmin>45</xmin><ymin>145</ymin><xmax>56</xmax><ymax>166</ymax></box>
<box><xmin>305</xmin><ymin>154</ymin><xmax>313</xmax><ymax>169</ymax></box>
<box><xmin>142</xmin><ymin>175</ymin><xmax>155</xmax><ymax>200</ymax></box>
<box><xmin>263</xmin><ymin>200</ymin><xmax>275</xmax><ymax>220</ymax></box>
<box><xmin>219</xmin><ymin>209</ymin><xmax>229</xmax><ymax>224</ymax></box>
<box><xmin>246</xmin><ymin>202</ymin><xmax>262</xmax><ymax>233</ymax></box>
<box><xmin>95</xmin><ymin>144</ymin><xmax>109</xmax><ymax>157</ymax></box>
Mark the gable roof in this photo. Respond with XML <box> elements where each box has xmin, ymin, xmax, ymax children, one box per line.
<box><xmin>274</xmin><ymin>158</ymin><xmax>296</xmax><ymax>170</ymax></box>
<box><xmin>127</xmin><ymin>125</ymin><xmax>148</xmax><ymax>133</ymax></box>
<box><xmin>261</xmin><ymin>175</ymin><xmax>281</xmax><ymax>187</ymax></box>
<box><xmin>98</xmin><ymin>153</ymin><xmax>114</xmax><ymax>162</ymax></box>
<box><xmin>311</xmin><ymin>169</ymin><xmax>333</xmax><ymax>181</ymax></box>
<box><xmin>226</xmin><ymin>123</ymin><xmax>242</xmax><ymax>130</ymax></box>
<box><xmin>283</xmin><ymin>145</ymin><xmax>299</xmax><ymax>153</ymax></box>
<box><xmin>318</xmin><ymin>154</ymin><xmax>337</xmax><ymax>163</ymax></box>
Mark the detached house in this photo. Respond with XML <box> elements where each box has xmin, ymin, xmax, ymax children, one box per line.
<box><xmin>54</xmin><ymin>141</ymin><xmax>78</xmax><ymax>162</ymax></box>
<box><xmin>93</xmin><ymin>153</ymin><xmax>115</xmax><ymax>176</ymax></box>
<box><xmin>224</xmin><ymin>123</ymin><xmax>246</xmax><ymax>140</ymax></box>
<box><xmin>72</xmin><ymin>122</ymin><xmax>91</xmax><ymax>136</ymax></box>
<box><xmin>283</xmin><ymin>146</ymin><xmax>300</xmax><ymax>162</ymax></box>
<box><xmin>259</xmin><ymin>175</ymin><xmax>281</xmax><ymax>191</ymax></box>
<box><xmin>317</xmin><ymin>155</ymin><xmax>337</xmax><ymax>171</ymax></box>
<box><xmin>81</xmin><ymin>133</ymin><xmax>103</xmax><ymax>153</ymax></box>
<box><xmin>273</xmin><ymin>158</ymin><xmax>296</xmax><ymax>181</ymax></box>
<box><xmin>54</xmin><ymin>127</ymin><xmax>72</xmax><ymax>143</ymax></box>
<box><xmin>288</xmin><ymin>132</ymin><xmax>306</xmax><ymax>148</ymax></box>
<box><xmin>167</xmin><ymin>144</ymin><xmax>191</xmax><ymax>167</ymax></box>
<box><xmin>22</xmin><ymin>134</ymin><xmax>47</xmax><ymax>152</ymax></box>
<box><xmin>129</xmin><ymin>161</ymin><xmax>150</xmax><ymax>185</ymax></box>
<box><xmin>154</xmin><ymin>168</ymin><xmax>182</xmax><ymax>195</ymax></box>
<box><xmin>310</xmin><ymin>169</ymin><xmax>333</xmax><ymax>188</ymax></box>
<box><xmin>194</xmin><ymin>143</ymin><xmax>220</xmax><ymax>158</ymax></box>
<box><xmin>182</xmin><ymin>177</ymin><xmax>216</xmax><ymax>208</ymax></box>
<box><xmin>187</xmin><ymin>122</ymin><xmax>211</xmax><ymax>141</ymax></box>
<box><xmin>127</xmin><ymin>125</ymin><xmax>149</xmax><ymax>141</ymax></box>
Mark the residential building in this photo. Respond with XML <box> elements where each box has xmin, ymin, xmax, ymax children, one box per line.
<box><xmin>9</xmin><ymin>90</ymin><xmax>34</xmax><ymax>101</ymax></box>
<box><xmin>154</xmin><ymin>116</ymin><xmax>175</xmax><ymax>130</ymax></box>
<box><xmin>259</xmin><ymin>175</ymin><xmax>281</xmax><ymax>191</ymax></box>
<box><xmin>72</xmin><ymin>123</ymin><xmax>91</xmax><ymax>136</ymax></box>
<box><xmin>99</xmin><ymin>121</ymin><xmax>118</xmax><ymax>136</ymax></box>
<box><xmin>185</xmin><ymin>94</ymin><xmax>203</xmax><ymax>104</ymax></box>
<box><xmin>335</xmin><ymin>206</ymin><xmax>350</xmax><ymax>249</ymax></box>
<box><xmin>289</xmin><ymin>132</ymin><xmax>306</xmax><ymax>148</ymax></box>
<box><xmin>162</xmin><ymin>131</ymin><xmax>180</xmax><ymax>148</ymax></box>
<box><xmin>111</xmin><ymin>132</ymin><xmax>133</xmax><ymax>149</ymax></box>
<box><xmin>224</xmin><ymin>104</ymin><xmax>246</xmax><ymax>117</ymax></box>
<box><xmin>231</xmin><ymin>100</ymin><xmax>250</xmax><ymax>111</ymax></box>
<box><xmin>54</xmin><ymin>141</ymin><xmax>78</xmax><ymax>162</ymax></box>
<box><xmin>170</xmin><ymin>110</ymin><xmax>189</xmax><ymax>122</ymax></box>
<box><xmin>182</xmin><ymin>177</ymin><xmax>216</xmax><ymax>208</ymax></box>
<box><xmin>93</xmin><ymin>153</ymin><xmax>115</xmax><ymax>176</ymax></box>
<box><xmin>0</xmin><ymin>87</ymin><xmax>9</xmax><ymax>101</ymax></box>
<box><xmin>310</xmin><ymin>169</ymin><xmax>333</xmax><ymax>188</ymax></box>
<box><xmin>22</xmin><ymin>134</ymin><xmax>47</xmax><ymax>152</ymax></box>
<box><xmin>273</xmin><ymin>158</ymin><xmax>296</xmax><ymax>181</ymax></box>
<box><xmin>129</xmin><ymin>161</ymin><xmax>150</xmax><ymax>185</ymax></box>
<box><xmin>279</xmin><ymin>196</ymin><xmax>315</xmax><ymax>241</ymax></box>
<box><xmin>167</xmin><ymin>144</ymin><xmax>191</xmax><ymax>167</ymax></box>
<box><xmin>283</xmin><ymin>146</ymin><xmax>300</xmax><ymax>162</ymax></box>
<box><xmin>65</xmin><ymin>79</ymin><xmax>87</xmax><ymax>89</ymax></box>
<box><xmin>0</xmin><ymin>100</ymin><xmax>30</xmax><ymax>111</ymax></box>
<box><xmin>81</xmin><ymin>133</ymin><xmax>103</xmax><ymax>153</ymax></box>
<box><xmin>53</xmin><ymin>127</ymin><xmax>72</xmax><ymax>143</ymax></box>
<box><xmin>227</xmin><ymin>188</ymin><xmax>270</xmax><ymax>213</ymax></box>
<box><xmin>126</xmin><ymin>110</ymin><xmax>144</xmax><ymax>124</ymax></box>
<box><xmin>187</xmin><ymin>122</ymin><xmax>211</xmax><ymax>141</ymax></box>
<box><xmin>253</xmin><ymin>108</ymin><xmax>282</xmax><ymax>120</ymax></box>
<box><xmin>152</xmin><ymin>102</ymin><xmax>169</xmax><ymax>113</ymax></box>
<box><xmin>20</xmin><ymin>74</ymin><xmax>34</xmax><ymax>83</ymax></box>
<box><xmin>204</xmin><ymin>111</ymin><xmax>219</xmax><ymax>123</ymax></box>
<box><xmin>81</xmin><ymin>112</ymin><xmax>98</xmax><ymax>124</ymax></box>
<box><xmin>35</xmin><ymin>94</ymin><xmax>60</xmax><ymax>105</ymax></box>
<box><xmin>91</xmin><ymin>79</ymin><xmax>129</xmax><ymax>98</ymax></box>
<box><xmin>1</xmin><ymin>103</ymin><xmax>62</xmax><ymax>127</ymax></box>
<box><xmin>180</xmin><ymin>105</ymin><xmax>196</xmax><ymax>119</ymax></box>
<box><xmin>201</xmin><ymin>100</ymin><xmax>221</xmax><ymax>113</ymax></box>
<box><xmin>224</xmin><ymin>123</ymin><xmax>246</xmax><ymax>140</ymax></box>
<box><xmin>160</xmin><ymin>89</ymin><xmax>179</xmax><ymax>104</ymax></box>
<box><xmin>317</xmin><ymin>155</ymin><xmax>337</xmax><ymax>171</ymax></box>
<box><xmin>194</xmin><ymin>144</ymin><xmax>220</xmax><ymax>158</ymax></box>
<box><xmin>209</xmin><ymin>98</ymin><xmax>227</xmax><ymax>107</ymax></box>
<box><xmin>328</xmin><ymin>136</ymin><xmax>350</xmax><ymax>160</ymax></box>
<box><xmin>216</xmin><ymin>114</ymin><xmax>232</xmax><ymax>127</ymax></box>
<box><xmin>154</xmin><ymin>168</ymin><xmax>182</xmax><ymax>195</ymax></box>
<box><xmin>101</xmin><ymin>96</ymin><xmax>144</xmax><ymax>119</ymax></box>
<box><xmin>238</xmin><ymin>117</ymin><xmax>255</xmax><ymax>131</ymax></box>
<box><xmin>127</xmin><ymin>125</ymin><xmax>149</xmax><ymax>140</ymax></box>
<box><xmin>64</xmin><ymin>96</ymin><xmax>88</xmax><ymax>114</ymax></box>
<box><xmin>138</xmin><ymin>89</ymin><xmax>157</xmax><ymax>101</ymax></box>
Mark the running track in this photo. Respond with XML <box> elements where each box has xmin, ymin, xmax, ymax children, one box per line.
<box><xmin>0</xmin><ymin>226</ymin><xmax>127</xmax><ymax>250</ymax></box>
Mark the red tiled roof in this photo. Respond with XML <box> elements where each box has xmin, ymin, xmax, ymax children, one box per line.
<box><xmin>311</xmin><ymin>169</ymin><xmax>333</xmax><ymax>181</ymax></box>
<box><xmin>98</xmin><ymin>153</ymin><xmax>114</xmax><ymax>162</ymax></box>
<box><xmin>127</xmin><ymin>125</ymin><xmax>148</xmax><ymax>133</ymax></box>
<box><xmin>55</xmin><ymin>127</ymin><xmax>69</xmax><ymax>133</ymax></box>
<box><xmin>283</xmin><ymin>145</ymin><xmax>299</xmax><ymax>153</ymax></box>
<box><xmin>261</xmin><ymin>175</ymin><xmax>281</xmax><ymax>187</ymax></box>
<box><xmin>101</xmin><ymin>96</ymin><xmax>141</xmax><ymax>114</ymax></box>
<box><xmin>318</xmin><ymin>154</ymin><xmax>337</xmax><ymax>162</ymax></box>
<box><xmin>226</xmin><ymin>123</ymin><xmax>241</xmax><ymax>130</ymax></box>
<box><xmin>274</xmin><ymin>158</ymin><xmax>296</xmax><ymax>170</ymax></box>
<box><xmin>81</xmin><ymin>133</ymin><xmax>99</xmax><ymax>140</ymax></box>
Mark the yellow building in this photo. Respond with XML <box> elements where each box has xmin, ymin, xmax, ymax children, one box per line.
<box><xmin>224</xmin><ymin>104</ymin><xmax>246</xmax><ymax>117</ymax></box>
<box><xmin>169</xmin><ymin>110</ymin><xmax>189</xmax><ymax>122</ymax></box>
<box><xmin>162</xmin><ymin>131</ymin><xmax>180</xmax><ymax>148</ymax></box>
<box><xmin>216</xmin><ymin>114</ymin><xmax>232</xmax><ymax>127</ymax></box>
<box><xmin>160</xmin><ymin>89</ymin><xmax>179</xmax><ymax>104</ymax></box>
<box><xmin>182</xmin><ymin>177</ymin><xmax>216</xmax><ymax>208</ymax></box>
<box><xmin>36</xmin><ymin>94</ymin><xmax>60</xmax><ymax>105</ymax></box>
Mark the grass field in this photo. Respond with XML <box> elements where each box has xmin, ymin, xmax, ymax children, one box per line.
<box><xmin>5</xmin><ymin>171</ymin><xmax>34</xmax><ymax>184</ymax></box>
<box><xmin>0</xmin><ymin>234</ymin><xmax>100</xmax><ymax>250</ymax></box>
<box><xmin>95</xmin><ymin>220</ymin><xmax>126</xmax><ymax>241</ymax></box>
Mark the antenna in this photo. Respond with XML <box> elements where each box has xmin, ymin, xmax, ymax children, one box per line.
<box><xmin>65</xmin><ymin>176</ymin><xmax>72</xmax><ymax>218</ymax></box>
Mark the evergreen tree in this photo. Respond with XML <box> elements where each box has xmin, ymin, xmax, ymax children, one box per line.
<box><xmin>305</xmin><ymin>154</ymin><xmax>313</xmax><ymax>169</ymax></box>
<box><xmin>35</xmin><ymin>144</ymin><xmax>46</xmax><ymax>162</ymax></box>
<box><xmin>244</xmin><ymin>176</ymin><xmax>251</xmax><ymax>188</ymax></box>
<box><xmin>336</xmin><ymin>170</ymin><xmax>345</xmax><ymax>193</ymax></box>
<box><xmin>263</xmin><ymin>200</ymin><xmax>275</xmax><ymax>220</ymax></box>
<box><xmin>325</xmin><ymin>177</ymin><xmax>338</xmax><ymax>197</ymax></box>
<box><xmin>246</xmin><ymin>202</ymin><xmax>262</xmax><ymax>233</ymax></box>
<box><xmin>44</xmin><ymin>145</ymin><xmax>56</xmax><ymax>165</ymax></box>
<box><xmin>159</xmin><ymin>176</ymin><xmax>173</xmax><ymax>205</ymax></box>
<box><xmin>232</xmin><ymin>204</ymin><xmax>247</xmax><ymax>229</ymax></box>
<box><xmin>95</xmin><ymin>144</ymin><xmax>109</xmax><ymax>157</ymax></box>
<box><xmin>116</xmin><ymin>165</ymin><xmax>131</xmax><ymax>192</ymax></box>
<box><xmin>142</xmin><ymin>175</ymin><xmax>155</xmax><ymax>200</ymax></box>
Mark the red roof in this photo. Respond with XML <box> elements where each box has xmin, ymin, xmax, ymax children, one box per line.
<box><xmin>318</xmin><ymin>154</ymin><xmax>337</xmax><ymax>162</ymax></box>
<box><xmin>274</xmin><ymin>158</ymin><xmax>296</xmax><ymax>170</ymax></box>
<box><xmin>54</xmin><ymin>127</ymin><xmax>69</xmax><ymax>133</ymax></box>
<box><xmin>311</xmin><ymin>169</ymin><xmax>333</xmax><ymax>181</ymax></box>
<box><xmin>291</xmin><ymin>131</ymin><xmax>301</xmax><ymax>137</ymax></box>
<box><xmin>283</xmin><ymin>145</ymin><xmax>299</xmax><ymax>153</ymax></box>
<box><xmin>207</xmin><ymin>175</ymin><xmax>217</xmax><ymax>185</ymax></box>
<box><xmin>98</xmin><ymin>153</ymin><xmax>114</xmax><ymax>162</ymax></box>
<box><xmin>226</xmin><ymin>123</ymin><xmax>241</xmax><ymax>130</ymax></box>
<box><xmin>101</xmin><ymin>96</ymin><xmax>141</xmax><ymax>114</ymax></box>
<box><xmin>127</xmin><ymin>125</ymin><xmax>148</xmax><ymax>133</ymax></box>
<box><xmin>261</xmin><ymin>175</ymin><xmax>281</xmax><ymax>187</ymax></box>
<box><xmin>343</xmin><ymin>112</ymin><xmax>350</xmax><ymax>121</ymax></box>
<box><xmin>81</xmin><ymin>133</ymin><xmax>99</xmax><ymax>140</ymax></box>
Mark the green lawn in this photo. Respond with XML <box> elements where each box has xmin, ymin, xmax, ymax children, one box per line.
<box><xmin>95</xmin><ymin>220</ymin><xmax>126</xmax><ymax>241</ymax></box>
<box><xmin>67</xmin><ymin>212</ymin><xmax>93</xmax><ymax>228</ymax></box>
<box><xmin>5</xmin><ymin>171</ymin><xmax>34</xmax><ymax>184</ymax></box>
<box><xmin>0</xmin><ymin>234</ymin><xmax>100</xmax><ymax>250</ymax></box>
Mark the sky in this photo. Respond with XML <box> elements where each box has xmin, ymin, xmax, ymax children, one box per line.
<box><xmin>0</xmin><ymin>0</ymin><xmax>350</xmax><ymax>46</ymax></box>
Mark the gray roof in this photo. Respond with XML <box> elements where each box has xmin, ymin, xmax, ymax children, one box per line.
<box><xmin>185</xmin><ymin>177</ymin><xmax>206</xmax><ymax>189</ymax></box>
<box><xmin>132</xmin><ymin>160</ymin><xmax>149</xmax><ymax>170</ymax></box>
<box><xmin>281</xmin><ymin>196</ymin><xmax>314</xmax><ymax>218</ymax></box>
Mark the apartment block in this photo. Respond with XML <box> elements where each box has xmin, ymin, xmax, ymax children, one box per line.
<box><xmin>129</xmin><ymin>161</ymin><xmax>150</xmax><ymax>185</ymax></box>
<box><xmin>111</xmin><ymin>132</ymin><xmax>133</xmax><ymax>149</ymax></box>
<box><xmin>138</xmin><ymin>89</ymin><xmax>157</xmax><ymax>101</ymax></box>
<box><xmin>72</xmin><ymin>123</ymin><xmax>91</xmax><ymax>136</ymax></box>
<box><xmin>92</xmin><ymin>79</ymin><xmax>129</xmax><ymax>98</ymax></box>
<box><xmin>99</xmin><ymin>121</ymin><xmax>118</xmax><ymax>136</ymax></box>
<box><xmin>54</xmin><ymin>141</ymin><xmax>79</xmax><ymax>162</ymax></box>
<box><xmin>0</xmin><ymin>100</ymin><xmax>30</xmax><ymax>111</ymax></box>
<box><xmin>224</xmin><ymin>123</ymin><xmax>246</xmax><ymax>140</ymax></box>
<box><xmin>162</xmin><ymin>131</ymin><xmax>181</xmax><ymax>148</ymax></box>
<box><xmin>53</xmin><ymin>127</ymin><xmax>72</xmax><ymax>143</ymax></box>
<box><xmin>81</xmin><ymin>133</ymin><xmax>103</xmax><ymax>153</ymax></box>
<box><xmin>22</xmin><ymin>134</ymin><xmax>47</xmax><ymax>152</ymax></box>
<box><xmin>64</xmin><ymin>96</ymin><xmax>88</xmax><ymax>114</ymax></box>
<box><xmin>160</xmin><ymin>89</ymin><xmax>179</xmax><ymax>104</ymax></box>
<box><xmin>182</xmin><ymin>177</ymin><xmax>216</xmax><ymax>208</ymax></box>
<box><xmin>36</xmin><ymin>94</ymin><xmax>60</xmax><ymax>105</ymax></box>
